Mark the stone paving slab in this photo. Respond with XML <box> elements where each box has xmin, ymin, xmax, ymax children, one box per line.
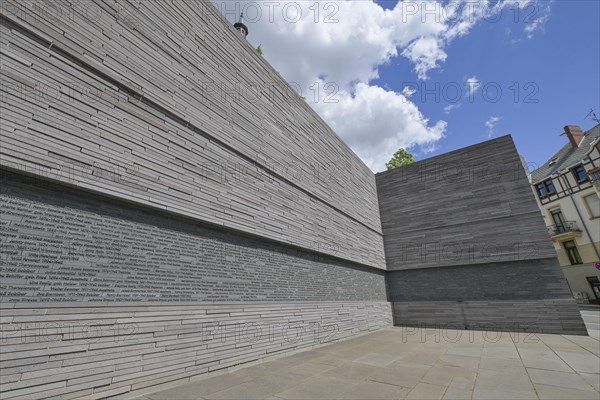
<box><xmin>135</xmin><ymin>327</ymin><xmax>600</xmax><ymax>400</ymax></box>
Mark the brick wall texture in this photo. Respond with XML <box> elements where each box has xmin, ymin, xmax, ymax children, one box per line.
<box><xmin>376</xmin><ymin>136</ymin><xmax>557</xmax><ymax>271</ymax></box>
<box><xmin>0</xmin><ymin>302</ymin><xmax>392</xmax><ymax>400</ymax></box>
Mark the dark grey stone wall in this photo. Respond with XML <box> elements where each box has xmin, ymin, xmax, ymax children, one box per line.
<box><xmin>387</xmin><ymin>260</ymin><xmax>587</xmax><ymax>334</ymax></box>
<box><xmin>0</xmin><ymin>172</ymin><xmax>387</xmax><ymax>303</ymax></box>
<box><xmin>377</xmin><ymin>136</ymin><xmax>586</xmax><ymax>335</ymax></box>
<box><xmin>0</xmin><ymin>1</ymin><xmax>385</xmax><ymax>269</ymax></box>
<box><xmin>376</xmin><ymin>136</ymin><xmax>556</xmax><ymax>271</ymax></box>
<box><xmin>387</xmin><ymin>259</ymin><xmax>571</xmax><ymax>302</ymax></box>
<box><xmin>391</xmin><ymin>300</ymin><xmax>586</xmax><ymax>335</ymax></box>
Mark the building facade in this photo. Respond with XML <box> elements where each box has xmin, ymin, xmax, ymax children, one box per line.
<box><xmin>531</xmin><ymin>124</ymin><xmax>600</xmax><ymax>304</ymax></box>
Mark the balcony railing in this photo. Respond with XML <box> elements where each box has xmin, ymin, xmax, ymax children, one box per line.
<box><xmin>547</xmin><ymin>221</ymin><xmax>581</xmax><ymax>236</ymax></box>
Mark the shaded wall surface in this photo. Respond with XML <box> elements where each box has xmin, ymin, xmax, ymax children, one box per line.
<box><xmin>377</xmin><ymin>136</ymin><xmax>587</xmax><ymax>335</ymax></box>
<box><xmin>0</xmin><ymin>1</ymin><xmax>391</xmax><ymax>399</ymax></box>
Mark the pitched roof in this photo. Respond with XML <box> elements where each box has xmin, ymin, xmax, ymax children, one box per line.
<box><xmin>531</xmin><ymin>123</ymin><xmax>600</xmax><ymax>183</ymax></box>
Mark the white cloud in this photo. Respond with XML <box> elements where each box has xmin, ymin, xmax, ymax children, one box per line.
<box><xmin>504</xmin><ymin>0</ymin><xmax>552</xmax><ymax>40</ymax></box>
<box><xmin>216</xmin><ymin>1</ymin><xmax>447</xmax><ymax>89</ymax></box>
<box><xmin>444</xmin><ymin>104</ymin><xmax>461</xmax><ymax>115</ymax></box>
<box><xmin>315</xmin><ymin>83</ymin><xmax>447</xmax><ymax>171</ymax></box>
<box><xmin>401</xmin><ymin>37</ymin><xmax>448</xmax><ymax>81</ymax></box>
<box><xmin>485</xmin><ymin>116</ymin><xmax>501</xmax><ymax>137</ymax></box>
<box><xmin>465</xmin><ymin>76</ymin><xmax>481</xmax><ymax>96</ymax></box>
<box><xmin>213</xmin><ymin>1</ymin><xmax>548</xmax><ymax>171</ymax></box>
<box><xmin>524</xmin><ymin>12</ymin><xmax>551</xmax><ymax>39</ymax></box>
<box><xmin>402</xmin><ymin>86</ymin><xmax>417</xmax><ymax>98</ymax></box>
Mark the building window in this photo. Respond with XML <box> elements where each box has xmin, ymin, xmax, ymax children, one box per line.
<box><xmin>550</xmin><ymin>208</ymin><xmax>566</xmax><ymax>232</ymax></box>
<box><xmin>535</xmin><ymin>179</ymin><xmax>556</xmax><ymax>198</ymax></box>
<box><xmin>587</xmin><ymin>277</ymin><xmax>600</xmax><ymax>301</ymax></box>
<box><xmin>583</xmin><ymin>194</ymin><xmax>600</xmax><ymax>218</ymax></box>
<box><xmin>563</xmin><ymin>240</ymin><xmax>583</xmax><ymax>265</ymax></box>
<box><xmin>536</xmin><ymin>183</ymin><xmax>547</xmax><ymax>198</ymax></box>
<box><xmin>545</xmin><ymin>179</ymin><xmax>557</xmax><ymax>194</ymax></box>
<box><xmin>571</xmin><ymin>165</ymin><xmax>588</xmax><ymax>183</ymax></box>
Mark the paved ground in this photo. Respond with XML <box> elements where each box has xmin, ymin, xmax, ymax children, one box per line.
<box><xmin>136</xmin><ymin>327</ymin><xmax>600</xmax><ymax>400</ymax></box>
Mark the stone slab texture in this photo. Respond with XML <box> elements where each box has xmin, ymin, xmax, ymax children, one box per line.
<box><xmin>377</xmin><ymin>136</ymin><xmax>587</xmax><ymax>335</ymax></box>
<box><xmin>0</xmin><ymin>172</ymin><xmax>387</xmax><ymax>304</ymax></box>
<box><xmin>390</xmin><ymin>299</ymin><xmax>586</xmax><ymax>335</ymax></box>
<box><xmin>0</xmin><ymin>302</ymin><xmax>392</xmax><ymax>400</ymax></box>
<box><xmin>127</xmin><ymin>327</ymin><xmax>600</xmax><ymax>400</ymax></box>
<box><xmin>0</xmin><ymin>1</ymin><xmax>391</xmax><ymax>398</ymax></box>
<box><xmin>0</xmin><ymin>174</ymin><xmax>392</xmax><ymax>399</ymax></box>
<box><xmin>0</xmin><ymin>0</ymin><xmax>385</xmax><ymax>269</ymax></box>
<box><xmin>376</xmin><ymin>136</ymin><xmax>557</xmax><ymax>271</ymax></box>
<box><xmin>386</xmin><ymin>259</ymin><xmax>570</xmax><ymax>302</ymax></box>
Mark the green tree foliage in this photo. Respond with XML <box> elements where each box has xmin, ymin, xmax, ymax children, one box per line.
<box><xmin>257</xmin><ymin>44</ymin><xmax>263</xmax><ymax>56</ymax></box>
<box><xmin>386</xmin><ymin>148</ymin><xmax>415</xmax><ymax>170</ymax></box>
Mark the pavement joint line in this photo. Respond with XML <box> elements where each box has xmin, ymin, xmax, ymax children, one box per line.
<box><xmin>560</xmin><ymin>333</ymin><xmax>600</xmax><ymax>357</ymax></box>
<box><xmin>544</xmin><ymin>336</ymin><xmax>588</xmax><ymax>375</ymax></box>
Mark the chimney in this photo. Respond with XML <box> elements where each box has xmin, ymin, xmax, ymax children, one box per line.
<box><xmin>564</xmin><ymin>125</ymin><xmax>585</xmax><ymax>148</ymax></box>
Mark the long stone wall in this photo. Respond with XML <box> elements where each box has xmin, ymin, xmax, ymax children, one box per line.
<box><xmin>387</xmin><ymin>260</ymin><xmax>587</xmax><ymax>335</ymax></box>
<box><xmin>0</xmin><ymin>0</ymin><xmax>385</xmax><ymax>269</ymax></box>
<box><xmin>0</xmin><ymin>2</ymin><xmax>393</xmax><ymax>397</ymax></box>
<box><xmin>377</xmin><ymin>136</ymin><xmax>587</xmax><ymax>335</ymax></box>
<box><xmin>386</xmin><ymin>259</ymin><xmax>570</xmax><ymax>302</ymax></box>
<box><xmin>0</xmin><ymin>1</ymin><xmax>591</xmax><ymax>399</ymax></box>
<box><xmin>0</xmin><ymin>174</ymin><xmax>391</xmax><ymax>399</ymax></box>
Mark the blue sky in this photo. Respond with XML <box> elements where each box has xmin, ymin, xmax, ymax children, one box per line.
<box><xmin>372</xmin><ymin>0</ymin><xmax>600</xmax><ymax>170</ymax></box>
<box><xmin>218</xmin><ymin>1</ymin><xmax>599</xmax><ymax>171</ymax></box>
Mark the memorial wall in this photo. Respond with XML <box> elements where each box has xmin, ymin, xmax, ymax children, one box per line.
<box><xmin>1</xmin><ymin>171</ymin><xmax>387</xmax><ymax>304</ymax></box>
<box><xmin>0</xmin><ymin>170</ymin><xmax>391</xmax><ymax>400</ymax></box>
<box><xmin>377</xmin><ymin>136</ymin><xmax>587</xmax><ymax>335</ymax></box>
<box><xmin>0</xmin><ymin>1</ymin><xmax>588</xmax><ymax>399</ymax></box>
<box><xmin>0</xmin><ymin>1</ymin><xmax>390</xmax><ymax>399</ymax></box>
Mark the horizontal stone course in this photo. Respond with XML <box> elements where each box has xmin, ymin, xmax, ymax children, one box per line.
<box><xmin>0</xmin><ymin>2</ymin><xmax>591</xmax><ymax>399</ymax></box>
<box><xmin>392</xmin><ymin>299</ymin><xmax>587</xmax><ymax>335</ymax></box>
<box><xmin>0</xmin><ymin>301</ymin><xmax>392</xmax><ymax>400</ymax></box>
<box><xmin>0</xmin><ymin>172</ymin><xmax>387</xmax><ymax>303</ymax></box>
<box><xmin>0</xmin><ymin>173</ymin><xmax>393</xmax><ymax>397</ymax></box>
<box><xmin>387</xmin><ymin>259</ymin><xmax>572</xmax><ymax>302</ymax></box>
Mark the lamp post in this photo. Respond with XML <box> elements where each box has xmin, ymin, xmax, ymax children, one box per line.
<box><xmin>234</xmin><ymin>13</ymin><xmax>249</xmax><ymax>38</ymax></box>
